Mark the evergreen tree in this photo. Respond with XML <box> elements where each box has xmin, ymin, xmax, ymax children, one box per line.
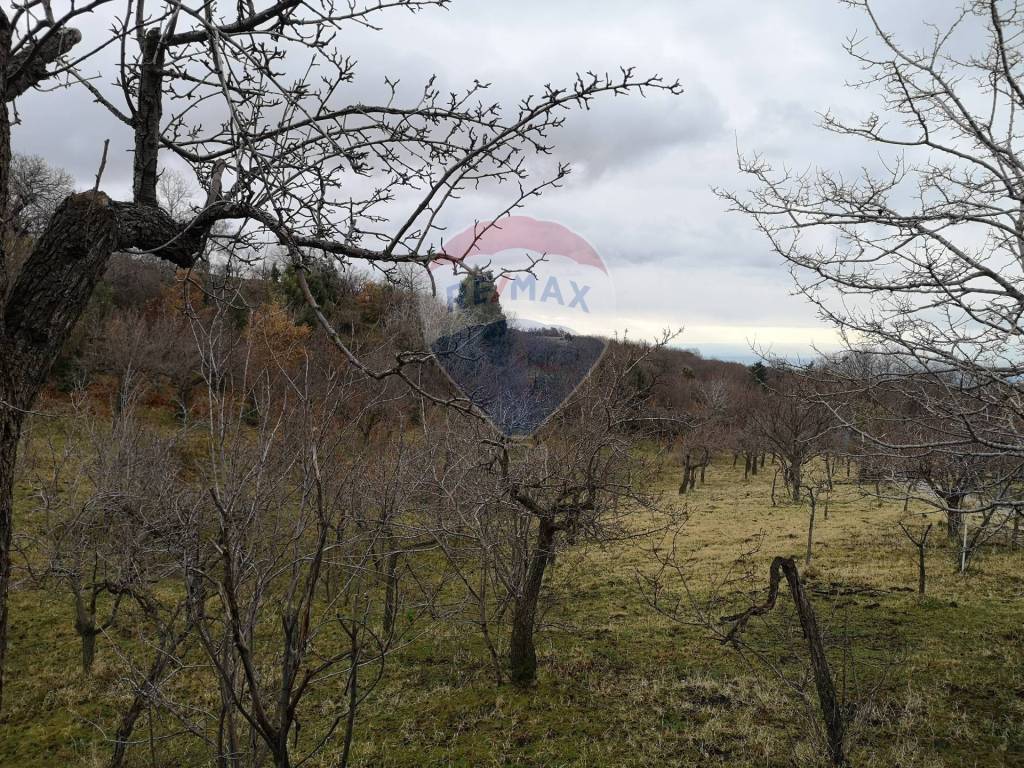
<box><xmin>749</xmin><ymin>360</ymin><xmax>769</xmax><ymax>388</ymax></box>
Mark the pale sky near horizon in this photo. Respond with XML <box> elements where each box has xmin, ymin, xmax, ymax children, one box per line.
<box><xmin>12</xmin><ymin>0</ymin><xmax>953</xmax><ymax>362</ymax></box>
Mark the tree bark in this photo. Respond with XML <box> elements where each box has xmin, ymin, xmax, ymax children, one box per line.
<box><xmin>0</xmin><ymin>19</ymin><xmax>14</xmax><ymax>711</ymax></box>
<box><xmin>81</xmin><ymin>628</ymin><xmax>97</xmax><ymax>675</ymax></box>
<box><xmin>679</xmin><ymin>451</ymin><xmax>693</xmax><ymax>494</ymax></box>
<box><xmin>134</xmin><ymin>30</ymin><xmax>165</xmax><ymax>207</ymax></box>
<box><xmin>509</xmin><ymin>518</ymin><xmax>556</xmax><ymax>686</ymax></box>
<box><xmin>0</xmin><ymin>12</ymin><xmax>12</xmax><ymax>301</ymax></box>
<box><xmin>72</xmin><ymin>587</ymin><xmax>99</xmax><ymax>674</ymax></box>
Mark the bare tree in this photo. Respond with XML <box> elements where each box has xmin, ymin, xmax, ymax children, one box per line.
<box><xmin>5</xmin><ymin>153</ymin><xmax>74</xmax><ymax>237</ymax></box>
<box><xmin>85</xmin><ymin>306</ymin><xmax>156</xmax><ymax>410</ymax></box>
<box><xmin>677</xmin><ymin>377</ymin><xmax>731</xmax><ymax>493</ymax></box>
<box><xmin>0</xmin><ymin>1</ymin><xmax>680</xmax><ymax>705</ymax></box>
<box><xmin>905</xmin><ymin>449</ymin><xmax>989</xmax><ymax>542</ymax></box>
<box><xmin>898</xmin><ymin>519</ymin><xmax>933</xmax><ymax>596</ymax></box>
<box><xmin>16</xmin><ymin>386</ymin><xmax>201</xmax><ymax>766</ymax></box>
<box><xmin>754</xmin><ymin>376</ymin><xmax>834</xmax><ymax>503</ymax></box>
<box><xmin>722</xmin><ymin>0</ymin><xmax>1024</xmax><ymax>528</ymax></box>
<box><xmin>423</xmin><ymin>338</ymin><xmax>671</xmax><ymax>686</ymax></box>
<box><xmin>722</xmin><ymin>376</ymin><xmax>768</xmax><ymax>481</ymax></box>
<box><xmin>2</xmin><ymin>154</ymin><xmax>73</xmax><ymax>293</ymax></box>
<box><xmin>22</xmin><ymin>388</ymin><xmax>186</xmax><ymax>676</ymax></box>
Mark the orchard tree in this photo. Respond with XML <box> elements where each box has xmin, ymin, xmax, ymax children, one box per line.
<box><xmin>723</xmin><ymin>0</ymin><xmax>1024</xmax><ymax>513</ymax></box>
<box><xmin>423</xmin><ymin>337</ymin><xmax>670</xmax><ymax>685</ymax></box>
<box><xmin>754</xmin><ymin>375</ymin><xmax>834</xmax><ymax>503</ymax></box>
<box><xmin>0</xmin><ymin>1</ymin><xmax>680</xmax><ymax>706</ymax></box>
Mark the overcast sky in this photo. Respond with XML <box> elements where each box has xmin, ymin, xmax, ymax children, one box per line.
<box><xmin>13</xmin><ymin>0</ymin><xmax>948</xmax><ymax>362</ymax></box>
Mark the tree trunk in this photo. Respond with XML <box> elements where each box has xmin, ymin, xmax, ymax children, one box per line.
<box><xmin>175</xmin><ymin>379</ymin><xmax>195</xmax><ymax>424</ymax></box>
<box><xmin>134</xmin><ymin>30</ymin><xmax>165</xmax><ymax>207</ymax></box>
<box><xmin>0</xmin><ymin>417</ymin><xmax>18</xmax><ymax>709</ymax></box>
<box><xmin>81</xmin><ymin>629</ymin><xmax>97</xmax><ymax>674</ymax></box>
<box><xmin>383</xmin><ymin>551</ymin><xmax>400</xmax><ymax>642</ymax></box>
<box><xmin>216</xmin><ymin>634</ymin><xmax>240</xmax><ymax>768</ymax></box>
<box><xmin>918</xmin><ymin>537</ymin><xmax>928</xmax><ymax>595</ymax></box>
<box><xmin>959</xmin><ymin>514</ymin><xmax>969</xmax><ymax>573</ymax></box>
<box><xmin>790</xmin><ymin>463</ymin><xmax>802</xmax><ymax>502</ymax></box>
<box><xmin>0</xmin><ymin>22</ymin><xmax>11</xmax><ymax>708</ymax></box>
<box><xmin>678</xmin><ymin>455</ymin><xmax>694</xmax><ymax>494</ymax></box>
<box><xmin>805</xmin><ymin>493</ymin><xmax>816</xmax><ymax>565</ymax></box>
<box><xmin>946</xmin><ymin>509</ymin><xmax>963</xmax><ymax>541</ymax></box>
<box><xmin>73</xmin><ymin>586</ymin><xmax>100</xmax><ymax>675</ymax></box>
<box><xmin>509</xmin><ymin>518</ymin><xmax>557</xmax><ymax>686</ymax></box>
<box><xmin>0</xmin><ymin>14</ymin><xmax>12</xmax><ymax>304</ymax></box>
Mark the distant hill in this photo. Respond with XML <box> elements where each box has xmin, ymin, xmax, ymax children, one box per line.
<box><xmin>507</xmin><ymin>317</ymin><xmax>578</xmax><ymax>335</ymax></box>
<box><xmin>431</xmin><ymin>319</ymin><xmax>604</xmax><ymax>436</ymax></box>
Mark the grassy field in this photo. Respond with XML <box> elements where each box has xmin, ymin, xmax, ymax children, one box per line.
<box><xmin>2</xmin><ymin>440</ymin><xmax>1023</xmax><ymax>767</ymax></box>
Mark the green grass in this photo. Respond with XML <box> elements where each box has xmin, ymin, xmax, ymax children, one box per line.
<box><xmin>2</xmin><ymin>444</ymin><xmax>1022</xmax><ymax>767</ymax></box>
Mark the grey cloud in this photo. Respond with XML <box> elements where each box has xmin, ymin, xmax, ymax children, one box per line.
<box><xmin>555</xmin><ymin>83</ymin><xmax>726</xmax><ymax>179</ymax></box>
<box><xmin>8</xmin><ymin>0</ymin><xmax>985</xmax><ymax>354</ymax></box>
